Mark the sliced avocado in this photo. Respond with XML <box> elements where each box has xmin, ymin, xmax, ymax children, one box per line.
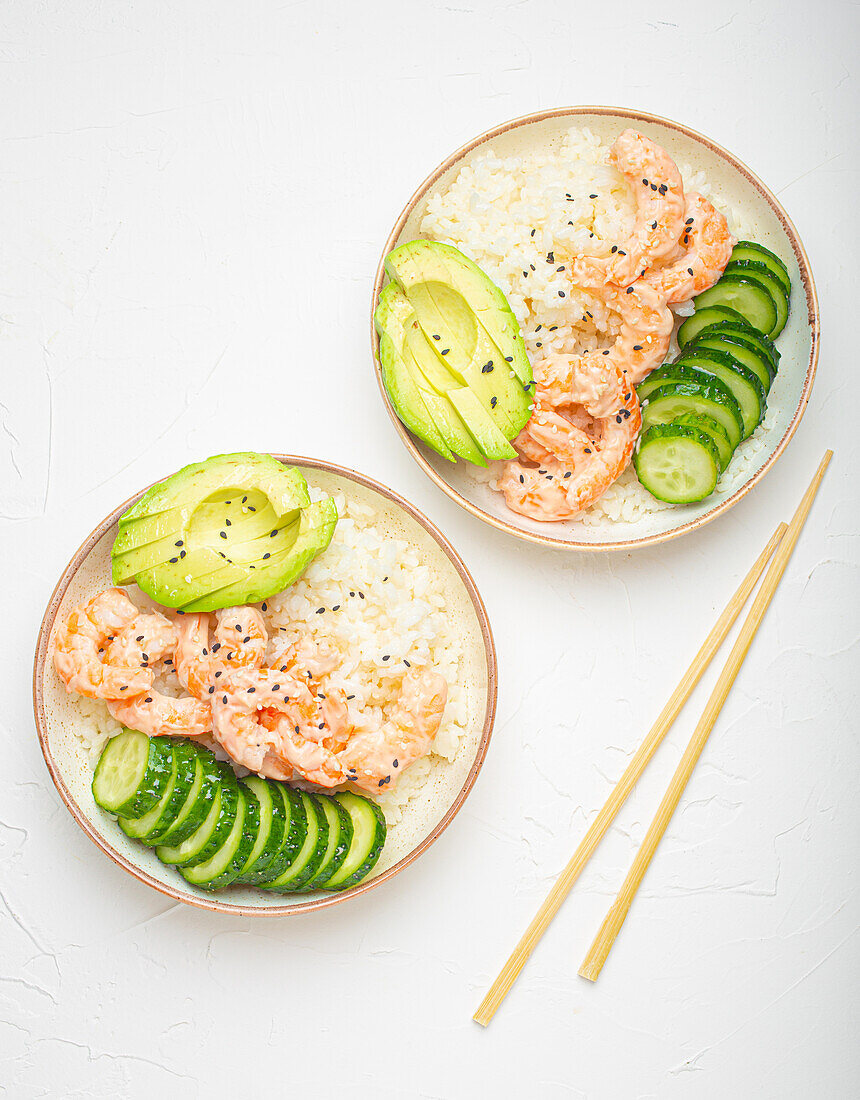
<box><xmin>375</xmin><ymin>284</ymin><xmax>454</xmax><ymax>461</ymax></box>
<box><xmin>111</xmin><ymin>453</ymin><xmax>336</xmax><ymax>610</ymax></box>
<box><xmin>181</xmin><ymin>499</ymin><xmax>337</xmax><ymax>612</ymax></box>
<box><xmin>385</xmin><ymin>245</ymin><xmax>532</xmax><ymax>438</ymax></box>
<box><xmin>384</xmin><ymin>239</ymin><xmax>534</xmax><ymax>384</ymax></box>
<box><xmin>446</xmin><ymin>389</ymin><xmax>517</xmax><ymax>460</ymax></box>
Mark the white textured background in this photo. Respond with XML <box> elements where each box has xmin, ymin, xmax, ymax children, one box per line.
<box><xmin>2</xmin><ymin>2</ymin><xmax>858</xmax><ymax>1097</ymax></box>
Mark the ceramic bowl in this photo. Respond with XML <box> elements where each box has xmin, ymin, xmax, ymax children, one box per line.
<box><xmin>33</xmin><ymin>457</ymin><xmax>497</xmax><ymax>916</ymax></box>
<box><xmin>371</xmin><ymin>106</ymin><xmax>819</xmax><ymax>551</ymax></box>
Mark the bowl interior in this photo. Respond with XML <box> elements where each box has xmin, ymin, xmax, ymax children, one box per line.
<box><xmin>36</xmin><ymin>462</ymin><xmax>495</xmax><ymax>915</ymax></box>
<box><xmin>374</xmin><ymin>108</ymin><xmax>818</xmax><ymax>550</ymax></box>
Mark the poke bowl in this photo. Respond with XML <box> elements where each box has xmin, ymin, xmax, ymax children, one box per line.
<box><xmin>371</xmin><ymin>106</ymin><xmax>819</xmax><ymax>551</ymax></box>
<box><xmin>33</xmin><ymin>455</ymin><xmax>496</xmax><ymax>916</ymax></box>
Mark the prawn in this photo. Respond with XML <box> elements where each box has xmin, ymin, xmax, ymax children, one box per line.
<box><xmin>174</xmin><ymin>605</ymin><xmax>268</xmax><ymax>699</ymax></box>
<box><xmin>573</xmin><ymin>129</ymin><xmax>686</xmax><ymax>288</ymax></box>
<box><xmin>499</xmin><ymin>387</ymin><xmax>642</xmax><ymax>522</ymax></box>
<box><xmin>337</xmin><ymin>671</ymin><xmax>448</xmax><ymax>793</ymax></box>
<box><xmin>642</xmin><ymin>192</ymin><xmax>735</xmax><ymax>304</ymax></box>
<box><xmin>210</xmin><ymin>667</ymin><xmax>349</xmax><ymax>787</ymax></box>
<box><xmin>53</xmin><ymin>588</ymin><xmax>153</xmax><ymax>700</ymax></box>
<box><xmin>107</xmin><ymin>691</ymin><xmax>212</xmax><ymax>738</ymax></box>
<box><xmin>537</xmin><ymin>279</ymin><xmax>673</xmax><ymax>406</ymax></box>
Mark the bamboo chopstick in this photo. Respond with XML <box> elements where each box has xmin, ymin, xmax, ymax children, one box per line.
<box><xmin>579</xmin><ymin>450</ymin><xmax>833</xmax><ymax>983</ymax></box>
<box><xmin>473</xmin><ymin>521</ymin><xmax>789</xmax><ymax>1027</ymax></box>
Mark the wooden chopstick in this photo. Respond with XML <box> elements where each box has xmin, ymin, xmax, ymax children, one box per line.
<box><xmin>473</xmin><ymin>520</ymin><xmax>789</xmax><ymax>1027</ymax></box>
<box><xmin>579</xmin><ymin>450</ymin><xmax>833</xmax><ymax>982</ymax></box>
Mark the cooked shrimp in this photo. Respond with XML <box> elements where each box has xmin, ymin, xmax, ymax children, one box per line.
<box><xmin>279</xmin><ymin>636</ymin><xmax>342</xmax><ymax>680</ymax></box>
<box><xmin>337</xmin><ymin>671</ymin><xmax>448</xmax><ymax>793</ymax></box>
<box><xmin>107</xmin><ymin>691</ymin><xmax>212</xmax><ymax>738</ymax></box>
<box><xmin>538</xmin><ymin>280</ymin><xmax>673</xmax><ymax>406</ymax></box>
<box><xmin>499</xmin><ymin>387</ymin><xmax>642</xmax><ymax>521</ymax></box>
<box><xmin>573</xmin><ymin>129</ymin><xmax>686</xmax><ymax>288</ymax></box>
<box><xmin>210</xmin><ymin>667</ymin><xmax>348</xmax><ymax>787</ymax></box>
<box><xmin>642</xmin><ymin>192</ymin><xmax>735</xmax><ymax>303</ymax></box>
<box><xmin>105</xmin><ymin>612</ymin><xmax>176</xmax><ymax>671</ymax></box>
<box><xmin>53</xmin><ymin>588</ymin><xmax>153</xmax><ymax>700</ymax></box>
<box><xmin>174</xmin><ymin>606</ymin><xmax>268</xmax><ymax>699</ymax></box>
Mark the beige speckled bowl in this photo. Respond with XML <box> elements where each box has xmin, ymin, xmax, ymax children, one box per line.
<box><xmin>33</xmin><ymin>457</ymin><xmax>497</xmax><ymax>916</ymax></box>
<box><xmin>371</xmin><ymin>106</ymin><xmax>819</xmax><ymax>551</ymax></box>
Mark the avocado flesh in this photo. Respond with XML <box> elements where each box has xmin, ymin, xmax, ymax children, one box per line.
<box><xmin>112</xmin><ymin>453</ymin><xmax>335</xmax><ymax>610</ymax></box>
<box><xmin>180</xmin><ymin>499</ymin><xmax>337</xmax><ymax>612</ymax></box>
<box><xmin>376</xmin><ymin>286</ymin><xmax>454</xmax><ymax>461</ymax></box>
<box><xmin>375</xmin><ymin>283</ymin><xmax>510</xmax><ymax>463</ymax></box>
<box><xmin>385</xmin><ymin>251</ymin><xmax>531</xmax><ymax>438</ymax></box>
<box><xmin>385</xmin><ymin>238</ymin><xmax>534</xmax><ymax>384</ymax></box>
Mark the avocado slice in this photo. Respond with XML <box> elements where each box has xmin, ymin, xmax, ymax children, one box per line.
<box><xmin>384</xmin><ymin>245</ymin><xmax>532</xmax><ymax>439</ymax></box>
<box><xmin>111</xmin><ymin>453</ymin><xmax>336</xmax><ymax>610</ymax></box>
<box><xmin>376</xmin><ymin>284</ymin><xmax>495</xmax><ymax>464</ymax></box>
<box><xmin>384</xmin><ymin>239</ymin><xmax>533</xmax><ymax>383</ymax></box>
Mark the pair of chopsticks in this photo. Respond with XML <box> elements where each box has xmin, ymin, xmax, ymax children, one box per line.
<box><xmin>475</xmin><ymin>450</ymin><xmax>833</xmax><ymax>1026</ymax></box>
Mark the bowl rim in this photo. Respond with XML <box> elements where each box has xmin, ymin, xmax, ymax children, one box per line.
<box><xmin>370</xmin><ymin>104</ymin><xmax>820</xmax><ymax>551</ymax></box>
<box><xmin>32</xmin><ymin>454</ymin><xmax>498</xmax><ymax>917</ymax></box>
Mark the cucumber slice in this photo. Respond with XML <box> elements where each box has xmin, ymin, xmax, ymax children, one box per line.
<box><xmin>299</xmin><ymin>796</ymin><xmax>353</xmax><ymax>891</ymax></box>
<box><xmin>180</xmin><ymin>786</ymin><xmax>259</xmax><ymax>890</ymax></box>
<box><xmin>637</xmin><ymin>362</ymin><xmax>725</xmax><ymax>403</ymax></box>
<box><xmin>634</xmin><ymin>422</ymin><xmax>720</xmax><ymax>503</ymax></box>
<box><xmin>157</xmin><ymin>786</ymin><xmax>224</xmax><ymax>866</ymax></box>
<box><xmin>92</xmin><ymin>729</ymin><xmax>173</xmax><ymax>818</ymax></box>
<box><xmin>677</xmin><ymin>305</ymin><xmax>750</xmax><ymax>348</ymax></box>
<box><xmin>671</xmin><ymin>413</ymin><xmax>734</xmax><ymax>474</ymax></box>
<box><xmin>675</xmin><ymin>349</ymin><xmax>765</xmax><ymax>438</ymax></box>
<box><xmin>694</xmin><ymin>275</ymin><xmax>777</xmax><ymax>336</ymax></box>
<box><xmin>685</xmin><ymin>333</ymin><xmax>774</xmax><ymax>394</ymax></box>
<box><xmin>259</xmin><ymin>791</ymin><xmax>328</xmax><ymax>892</ymax></box>
<box><xmin>730</xmin><ymin>241</ymin><xmax>791</xmax><ymax>296</ymax></box>
<box><xmin>723</xmin><ymin>262</ymin><xmax>788</xmax><ymax>337</ymax></box>
<box><xmin>326</xmin><ymin>793</ymin><xmax>387</xmax><ymax>891</ymax></box>
<box><xmin>117</xmin><ymin>741</ymin><xmax>202</xmax><ymax>845</ymax></box>
<box><xmin>695</xmin><ymin>320</ymin><xmax>780</xmax><ymax>372</ymax></box>
<box><xmin>230</xmin><ymin>776</ymin><xmax>286</xmax><ymax>884</ymax></box>
<box><xmin>245</xmin><ymin>784</ymin><xmax>308</xmax><ymax>885</ymax></box>
<box><xmin>154</xmin><ymin>748</ymin><xmax>221</xmax><ymax>848</ymax></box>
<box><xmin>641</xmin><ymin>381</ymin><xmax>744</xmax><ymax>450</ymax></box>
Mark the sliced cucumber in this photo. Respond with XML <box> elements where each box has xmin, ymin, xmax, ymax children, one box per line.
<box><xmin>685</xmin><ymin>333</ymin><xmax>773</xmax><ymax>393</ymax></box>
<box><xmin>671</xmin><ymin>412</ymin><xmax>734</xmax><ymax>474</ymax></box>
<box><xmin>677</xmin><ymin>305</ymin><xmax>750</xmax><ymax>349</ymax></box>
<box><xmin>637</xmin><ymin>362</ymin><xmax>726</xmax><ymax>403</ymax></box>
<box><xmin>180</xmin><ymin>786</ymin><xmax>259</xmax><ymax>891</ymax></box>
<box><xmin>326</xmin><ymin>794</ymin><xmax>387</xmax><ymax>891</ymax></box>
<box><xmin>675</xmin><ymin>349</ymin><xmax>765</xmax><ymax>438</ymax></box>
<box><xmin>157</xmin><ymin>785</ymin><xmax>224</xmax><ymax>866</ymax></box>
<box><xmin>183</xmin><ymin>763</ymin><xmax>240</xmax><ymax>868</ymax></box>
<box><xmin>248</xmin><ymin>784</ymin><xmax>308</xmax><ymax>885</ymax></box>
<box><xmin>230</xmin><ymin>775</ymin><xmax>286</xmax><ymax>884</ymax></box>
<box><xmin>695</xmin><ymin>320</ymin><xmax>780</xmax><ymax>373</ymax></box>
<box><xmin>694</xmin><ymin>275</ymin><xmax>778</xmax><ymax>336</ymax></box>
<box><xmin>118</xmin><ymin>741</ymin><xmax>203</xmax><ymax>845</ymax></box>
<box><xmin>299</xmin><ymin>796</ymin><xmax>353</xmax><ymax>891</ymax></box>
<box><xmin>259</xmin><ymin>791</ymin><xmax>328</xmax><ymax>892</ymax></box>
<box><xmin>730</xmin><ymin>241</ymin><xmax>791</xmax><ymax>296</ymax></box>
<box><xmin>723</xmin><ymin>262</ymin><xmax>788</xmax><ymax>338</ymax></box>
<box><xmin>640</xmin><ymin>381</ymin><xmax>744</xmax><ymax>450</ymax></box>
<box><xmin>634</xmin><ymin>422</ymin><xmax>720</xmax><ymax>503</ymax></box>
<box><xmin>92</xmin><ymin>729</ymin><xmax>173</xmax><ymax>818</ymax></box>
<box><xmin>155</xmin><ymin>747</ymin><xmax>221</xmax><ymax>848</ymax></box>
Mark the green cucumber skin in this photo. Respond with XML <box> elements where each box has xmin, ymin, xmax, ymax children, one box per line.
<box><xmin>117</xmin><ymin>744</ymin><xmax>178</xmax><ymax>842</ymax></box>
<box><xmin>239</xmin><ymin>783</ymin><xmax>306</xmax><ymax>886</ymax></box>
<box><xmin>183</xmin><ymin>764</ymin><xmax>240</xmax><ymax>868</ymax></box>
<box><xmin>180</xmin><ymin>787</ymin><xmax>260</xmax><ymax>891</ymax></box>
<box><xmin>299</xmin><ymin>797</ymin><xmax>354</xmax><ymax>891</ymax></box>
<box><xmin>694</xmin><ymin>276</ymin><xmax>777</xmax><ymax>336</ymax></box>
<box><xmin>231</xmin><ymin>777</ymin><xmax>286</xmax><ymax>884</ymax></box>
<box><xmin>674</xmin><ymin>349</ymin><xmax>766</xmax><ymax>437</ymax></box>
<box><xmin>677</xmin><ymin>306</ymin><xmax>749</xmax><ymax>348</ymax></box>
<box><xmin>126</xmin><ymin>741</ymin><xmax>200</xmax><ymax>845</ymax></box>
<box><xmin>156</xmin><ymin>788</ymin><xmax>223</xmax><ymax>866</ymax></box>
<box><xmin>260</xmin><ymin>792</ymin><xmax>328</xmax><ymax>893</ymax></box>
<box><xmin>154</xmin><ymin>748</ymin><xmax>222</xmax><ymax>848</ymax></box>
<box><xmin>93</xmin><ymin>730</ymin><xmax>174</xmax><ymax>818</ymax></box>
<box><xmin>684</xmin><ymin>333</ymin><xmax>774</xmax><ymax>392</ymax></box>
<box><xmin>694</xmin><ymin>321</ymin><xmax>780</xmax><ymax>371</ymax></box>
<box><xmin>326</xmin><ymin>794</ymin><xmax>387</xmax><ymax>891</ymax></box>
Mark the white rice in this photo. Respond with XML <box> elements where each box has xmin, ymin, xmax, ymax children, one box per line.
<box><xmin>71</xmin><ymin>490</ymin><xmax>466</xmax><ymax>825</ymax></box>
<box><xmin>419</xmin><ymin>126</ymin><xmax>768</xmax><ymax>525</ymax></box>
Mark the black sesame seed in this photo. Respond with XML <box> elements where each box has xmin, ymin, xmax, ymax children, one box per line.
<box><xmin>382</xmin><ymin>655</ymin><xmax>389</xmax><ymax>661</ymax></box>
<box><xmin>169</xmin><ymin>557</ymin><xmax>178</xmax><ymax>564</ymax></box>
<box><xmin>491</xmin><ymin>396</ymin><xmax>497</xmax><ymax>407</ymax></box>
<box><xmin>626</xmin><ymin>287</ymin><xmax>634</xmax><ymax>294</ymax></box>
<box><xmin>248</xmin><ymin>506</ymin><xmax>256</xmax><ymax>512</ymax></box>
<box><xmin>223</xmin><ymin>695</ymin><xmax>228</xmax><ymax>703</ymax></box>
<box><xmin>136</xmin><ymin>635</ymin><xmax>144</xmax><ymax>642</ymax></box>
<box><xmin>519</xmin><ymin>474</ymin><xmax>525</xmax><ymax>484</ymax></box>
<box><xmin>144</xmin><ymin>697</ymin><xmax>153</xmax><ymax>703</ymax></box>
<box><xmin>530</xmin><ymin>228</ymin><xmax>535</xmax><ymax>236</ymax></box>
<box><xmin>432</xmin><ymin>334</ymin><xmax>441</xmax><ymax>340</ymax></box>
<box><xmin>332</xmin><ymin>605</ymin><xmax>340</xmax><ymax>611</ymax></box>
<box><xmin>247</xmin><ymin>686</ymin><xmax>256</xmax><ymax>693</ymax></box>
<box><xmin>558</xmin><ymin>291</ymin><xmax>565</xmax><ymax>298</ymax></box>
<box><xmin>270</xmin><ymin>529</ymin><xmax>278</xmax><ymax>537</ymax></box>
<box><xmin>441</xmin><ymin>349</ymin><xmax>449</xmax><ymax>355</ymax></box>
<box><xmin>208</xmin><ymin>686</ymin><xmax>215</xmax><ymax>694</ymax></box>
<box><xmin>393</xmin><ymin>759</ymin><xmax>399</xmax><ymax>767</ymax></box>
<box><xmin>243</xmin><ymin>635</ymin><xmax>250</xmax><ymax>643</ymax></box>
<box><xmin>563</xmin><ymin>471</ymin><xmax>572</xmax><ymax>478</ymax></box>
<box><xmin>505</xmin><ymin>356</ymin><xmax>513</xmax><ymax>362</ymax></box>
<box><xmin>633</xmin><ymin>345</ymin><xmax>642</xmax><ymax>351</ymax></box>
<box><xmin>215</xmin><ymin>671</ymin><xmax>222</xmax><ymax>678</ymax></box>
<box><xmin>346</xmin><ymin>695</ymin><xmax>355</xmax><ymax>701</ymax></box>
<box><xmin>263</xmin><ymin>553</ymin><xmax>271</xmax><ymax>560</ymax></box>
<box><xmin>404</xmin><ymin>660</ymin><xmax>411</xmax><ymax>667</ymax></box>
<box><xmin>687</xmin><ymin>267</ymin><xmax>694</xmax><ymax>276</ymax></box>
<box><xmin>220</xmin><ymin>531</ymin><xmax>227</xmax><ymax>539</ymax></box>
<box><xmin>589</xmin><ymin>193</ymin><xmax>597</xmax><ymax>198</ymax></box>
<box><xmin>225</xmin><ymin>518</ymin><xmax>232</xmax><ymax>527</ymax></box>
<box><xmin>316</xmin><ymin>607</ymin><xmax>325</xmax><ymax>614</ymax></box>
<box><xmin>611</xmin><ymin>245</ymin><xmax>618</xmax><ymax>254</ymax></box>
<box><xmin>175</xmin><ymin>540</ymin><xmax>183</xmax><ymax>547</ymax></box>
